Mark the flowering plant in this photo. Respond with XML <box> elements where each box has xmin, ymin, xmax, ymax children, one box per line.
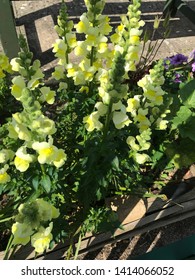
<box><xmin>0</xmin><ymin>0</ymin><xmax>195</xmax><ymax>259</ymax></box>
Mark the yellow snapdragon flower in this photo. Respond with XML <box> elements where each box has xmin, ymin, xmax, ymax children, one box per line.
<box><xmin>113</xmin><ymin>111</ymin><xmax>131</xmax><ymax>129</ymax></box>
<box><xmin>98</xmin><ymin>15</ymin><xmax>112</xmax><ymax>35</ymax></box>
<box><xmin>112</xmin><ymin>101</ymin><xmax>132</xmax><ymax>129</ymax></box>
<box><xmin>11</xmin><ymin>113</ymin><xmax>32</xmax><ymax>141</ymax></box>
<box><xmin>65</xmin><ymin>33</ymin><xmax>77</xmax><ymax>48</ymax></box>
<box><xmin>31</xmin><ymin>115</ymin><xmax>56</xmax><ymax>136</ymax></box>
<box><xmin>134</xmin><ymin>152</ymin><xmax>150</xmax><ymax>165</ymax></box>
<box><xmin>95</xmin><ymin>102</ymin><xmax>108</xmax><ymax>116</ymax></box>
<box><xmin>11</xmin><ymin>76</ymin><xmax>26</xmax><ymax>100</ymax></box>
<box><xmin>134</xmin><ymin>108</ymin><xmax>151</xmax><ymax>132</ymax></box>
<box><xmin>12</xmin><ymin>222</ymin><xmax>34</xmax><ymax>245</ymax></box>
<box><xmin>0</xmin><ymin>149</ymin><xmax>14</xmax><ymax>163</ymax></box>
<box><xmin>75</xmin><ymin>14</ymin><xmax>91</xmax><ymax>34</ymax></box>
<box><xmin>14</xmin><ymin>146</ymin><xmax>34</xmax><ymax>172</ymax></box>
<box><xmin>52</xmin><ymin>39</ymin><xmax>67</xmax><ymax>59</ymax></box>
<box><xmin>126</xmin><ymin>136</ymin><xmax>140</xmax><ymax>151</ymax></box>
<box><xmin>52</xmin><ymin>65</ymin><xmax>65</xmax><ymax>80</ymax></box>
<box><xmin>126</xmin><ymin>96</ymin><xmax>140</xmax><ymax>115</ymax></box>
<box><xmin>83</xmin><ymin>112</ymin><xmax>103</xmax><ymax>132</ymax></box>
<box><xmin>39</xmin><ymin>87</ymin><xmax>56</xmax><ymax>104</ymax></box>
<box><xmin>155</xmin><ymin>118</ymin><xmax>168</xmax><ymax>130</ymax></box>
<box><xmin>27</xmin><ymin>68</ymin><xmax>44</xmax><ymax>89</ymax></box>
<box><xmin>0</xmin><ymin>165</ymin><xmax>11</xmax><ymax>184</ymax></box>
<box><xmin>31</xmin><ymin>223</ymin><xmax>53</xmax><ymax>253</ymax></box>
<box><xmin>32</xmin><ymin>138</ymin><xmax>66</xmax><ymax>168</ymax></box>
<box><xmin>74</xmin><ymin>41</ymin><xmax>88</xmax><ymax>57</ymax></box>
<box><xmin>10</xmin><ymin>57</ymin><xmax>20</xmax><ymax>72</ymax></box>
<box><xmin>0</xmin><ymin>54</ymin><xmax>12</xmax><ymax>78</ymax></box>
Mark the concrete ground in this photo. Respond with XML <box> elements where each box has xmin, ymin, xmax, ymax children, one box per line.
<box><xmin>0</xmin><ymin>0</ymin><xmax>195</xmax><ymax>259</ymax></box>
<box><xmin>8</xmin><ymin>0</ymin><xmax>195</xmax><ymax>73</ymax></box>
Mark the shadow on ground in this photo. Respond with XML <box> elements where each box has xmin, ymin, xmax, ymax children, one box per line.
<box><xmin>14</xmin><ymin>0</ymin><xmax>195</xmax><ymax>66</ymax></box>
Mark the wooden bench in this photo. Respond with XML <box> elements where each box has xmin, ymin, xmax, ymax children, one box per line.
<box><xmin>163</xmin><ymin>0</ymin><xmax>195</xmax><ymax>24</ymax></box>
<box><xmin>0</xmin><ymin>0</ymin><xmax>20</xmax><ymax>58</ymax></box>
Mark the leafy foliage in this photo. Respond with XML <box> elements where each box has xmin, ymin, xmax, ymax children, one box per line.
<box><xmin>0</xmin><ymin>0</ymin><xmax>195</xmax><ymax>259</ymax></box>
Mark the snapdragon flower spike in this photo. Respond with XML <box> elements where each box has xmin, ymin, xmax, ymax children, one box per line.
<box><xmin>126</xmin><ymin>61</ymin><xmax>168</xmax><ymax>164</ymax></box>
<box><xmin>4</xmin><ymin>35</ymin><xmax>66</xmax><ymax>176</ymax></box>
<box><xmin>111</xmin><ymin>0</ymin><xmax>145</xmax><ymax>72</ymax></box>
<box><xmin>126</xmin><ymin>129</ymin><xmax>152</xmax><ymax>164</ymax></box>
<box><xmin>52</xmin><ymin>2</ymin><xmax>77</xmax><ymax>83</ymax></box>
<box><xmin>67</xmin><ymin>0</ymin><xmax>112</xmax><ymax>87</ymax></box>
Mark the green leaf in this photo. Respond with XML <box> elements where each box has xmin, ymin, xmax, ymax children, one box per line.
<box><xmin>32</xmin><ymin>176</ymin><xmax>39</xmax><ymax>191</ymax></box>
<box><xmin>40</xmin><ymin>175</ymin><xmax>51</xmax><ymax>193</ymax></box>
<box><xmin>172</xmin><ymin>106</ymin><xmax>192</xmax><ymax>129</ymax></box>
<box><xmin>179</xmin><ymin>80</ymin><xmax>195</xmax><ymax>108</ymax></box>
<box><xmin>165</xmin><ymin>138</ymin><xmax>195</xmax><ymax>168</ymax></box>
<box><xmin>111</xmin><ymin>156</ymin><xmax>120</xmax><ymax>171</ymax></box>
<box><xmin>179</xmin><ymin>116</ymin><xmax>195</xmax><ymax>142</ymax></box>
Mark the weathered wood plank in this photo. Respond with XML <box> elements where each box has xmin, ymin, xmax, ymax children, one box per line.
<box><xmin>0</xmin><ymin>0</ymin><xmax>20</xmax><ymax>58</ymax></box>
<box><xmin>1</xmin><ymin>194</ymin><xmax>195</xmax><ymax>260</ymax></box>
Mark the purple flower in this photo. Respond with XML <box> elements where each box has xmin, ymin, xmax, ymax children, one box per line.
<box><xmin>174</xmin><ymin>73</ymin><xmax>182</xmax><ymax>83</ymax></box>
<box><xmin>192</xmin><ymin>62</ymin><xmax>195</xmax><ymax>72</ymax></box>
<box><xmin>169</xmin><ymin>54</ymin><xmax>188</xmax><ymax>66</ymax></box>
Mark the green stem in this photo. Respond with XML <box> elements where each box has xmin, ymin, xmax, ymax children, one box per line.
<box><xmin>74</xmin><ymin>233</ymin><xmax>82</xmax><ymax>260</ymax></box>
<box><xmin>0</xmin><ymin>216</ymin><xmax>13</xmax><ymax>223</ymax></box>
<box><xmin>3</xmin><ymin>234</ymin><xmax>14</xmax><ymax>260</ymax></box>
<box><xmin>40</xmin><ymin>164</ymin><xmax>45</xmax><ymax>175</ymax></box>
<box><xmin>102</xmin><ymin>99</ymin><xmax>114</xmax><ymax>140</ymax></box>
<box><xmin>90</xmin><ymin>46</ymin><xmax>95</xmax><ymax>67</ymax></box>
<box><xmin>66</xmin><ymin>242</ymin><xmax>73</xmax><ymax>260</ymax></box>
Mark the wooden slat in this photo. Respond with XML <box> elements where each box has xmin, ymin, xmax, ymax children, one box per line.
<box><xmin>1</xmin><ymin>191</ymin><xmax>195</xmax><ymax>260</ymax></box>
<box><xmin>0</xmin><ymin>0</ymin><xmax>20</xmax><ymax>58</ymax></box>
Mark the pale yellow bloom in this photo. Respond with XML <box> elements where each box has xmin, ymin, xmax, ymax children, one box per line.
<box><xmin>83</xmin><ymin>112</ymin><xmax>103</xmax><ymax>132</ymax></box>
<box><xmin>65</xmin><ymin>33</ymin><xmax>77</xmax><ymax>48</ymax></box>
<box><xmin>12</xmin><ymin>222</ymin><xmax>34</xmax><ymax>245</ymax></box>
<box><xmin>75</xmin><ymin>14</ymin><xmax>90</xmax><ymax>33</ymax></box>
<box><xmin>0</xmin><ymin>165</ymin><xmax>11</xmax><ymax>184</ymax></box>
<box><xmin>0</xmin><ymin>149</ymin><xmax>14</xmax><ymax>163</ymax></box>
<box><xmin>95</xmin><ymin>102</ymin><xmax>107</xmax><ymax>116</ymax></box>
<box><xmin>14</xmin><ymin>146</ymin><xmax>34</xmax><ymax>172</ymax></box>
<box><xmin>32</xmin><ymin>115</ymin><xmax>56</xmax><ymax>136</ymax></box>
<box><xmin>52</xmin><ymin>65</ymin><xmax>65</xmax><ymax>80</ymax></box>
<box><xmin>126</xmin><ymin>136</ymin><xmax>139</xmax><ymax>151</ymax></box>
<box><xmin>11</xmin><ymin>76</ymin><xmax>26</xmax><ymax>100</ymax></box>
<box><xmin>11</xmin><ymin>114</ymin><xmax>32</xmax><ymax>141</ymax></box>
<box><xmin>39</xmin><ymin>87</ymin><xmax>56</xmax><ymax>104</ymax></box>
<box><xmin>52</xmin><ymin>39</ymin><xmax>67</xmax><ymax>59</ymax></box>
<box><xmin>32</xmin><ymin>138</ymin><xmax>66</xmax><ymax>167</ymax></box>
<box><xmin>28</xmin><ymin>69</ymin><xmax>44</xmax><ymax>89</ymax></box>
<box><xmin>31</xmin><ymin>223</ymin><xmax>53</xmax><ymax>253</ymax></box>
<box><xmin>74</xmin><ymin>41</ymin><xmax>88</xmax><ymax>57</ymax></box>
<box><xmin>10</xmin><ymin>58</ymin><xmax>20</xmax><ymax>72</ymax></box>
<box><xmin>134</xmin><ymin>152</ymin><xmax>150</xmax><ymax>164</ymax></box>
<box><xmin>155</xmin><ymin>118</ymin><xmax>168</xmax><ymax>130</ymax></box>
<box><xmin>53</xmin><ymin>149</ymin><xmax>67</xmax><ymax>168</ymax></box>
<box><xmin>113</xmin><ymin>111</ymin><xmax>131</xmax><ymax>129</ymax></box>
<box><xmin>126</xmin><ymin>96</ymin><xmax>140</xmax><ymax>114</ymax></box>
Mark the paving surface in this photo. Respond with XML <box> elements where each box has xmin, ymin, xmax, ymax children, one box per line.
<box><xmin>8</xmin><ymin>0</ymin><xmax>195</xmax><ymax>72</ymax></box>
<box><xmin>0</xmin><ymin>0</ymin><xmax>195</xmax><ymax>259</ymax></box>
